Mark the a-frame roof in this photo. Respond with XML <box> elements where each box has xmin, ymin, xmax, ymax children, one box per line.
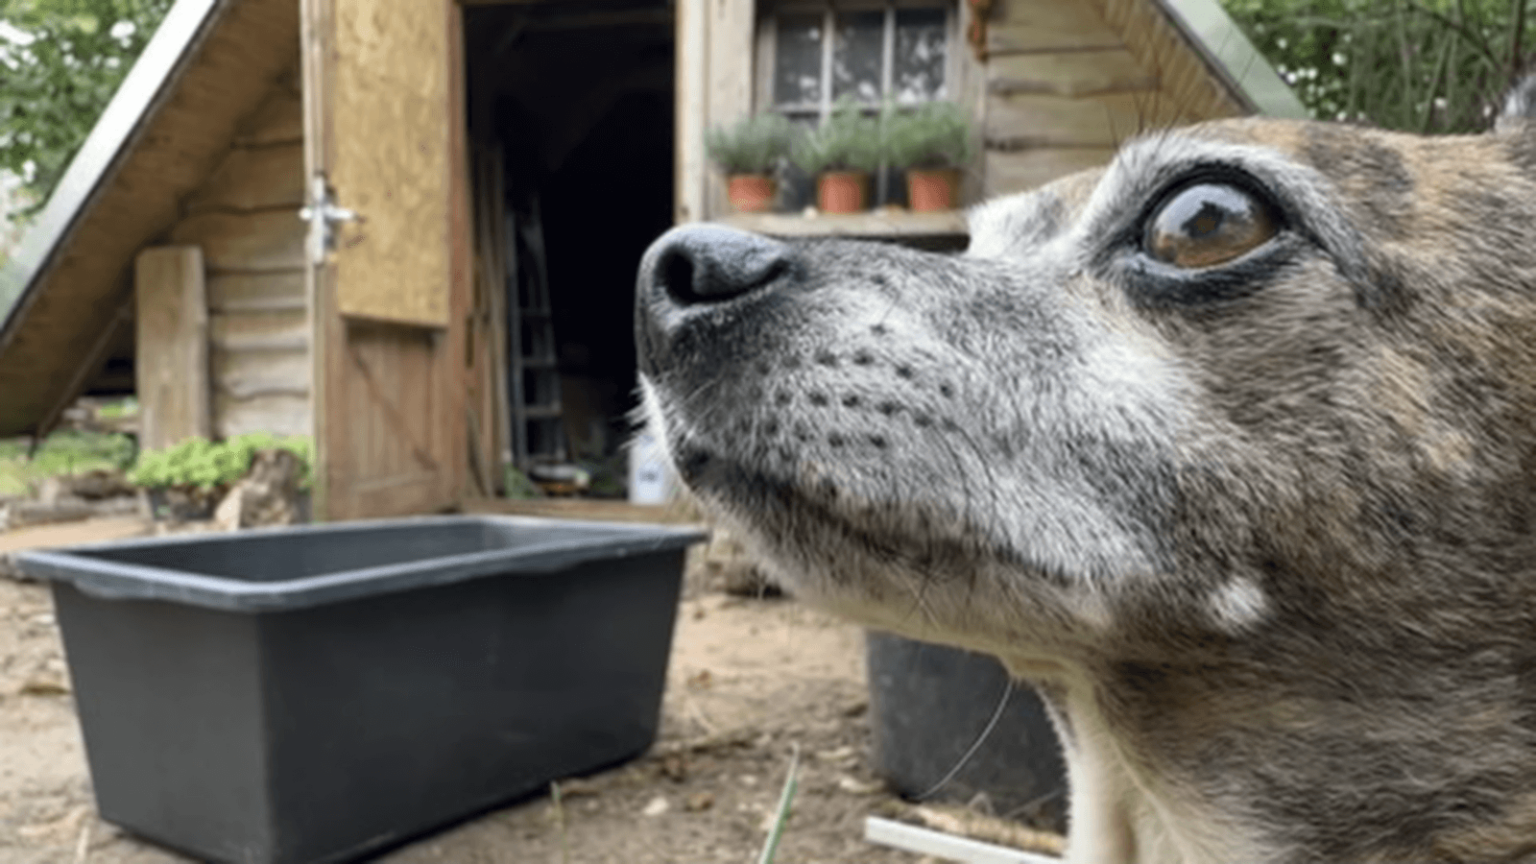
<box><xmin>0</xmin><ymin>0</ymin><xmax>298</xmax><ymax>437</ymax></box>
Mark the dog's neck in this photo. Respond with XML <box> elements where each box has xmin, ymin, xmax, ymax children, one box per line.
<box><xmin>1014</xmin><ymin>660</ymin><xmax>1267</xmax><ymax>864</ymax></box>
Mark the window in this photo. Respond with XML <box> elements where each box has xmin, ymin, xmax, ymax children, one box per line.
<box><xmin>760</xmin><ymin>2</ymin><xmax>955</xmax><ymax>209</ymax></box>
<box><xmin>767</xmin><ymin>3</ymin><xmax>951</xmax><ymax>121</ymax></box>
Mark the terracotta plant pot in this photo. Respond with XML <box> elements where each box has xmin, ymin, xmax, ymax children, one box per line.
<box><xmin>727</xmin><ymin>174</ymin><xmax>777</xmax><ymax>213</ymax></box>
<box><xmin>816</xmin><ymin>171</ymin><xmax>869</xmax><ymax>214</ymax></box>
<box><xmin>906</xmin><ymin>168</ymin><xmax>961</xmax><ymax>212</ymax></box>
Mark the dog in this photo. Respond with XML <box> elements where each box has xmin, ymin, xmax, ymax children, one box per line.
<box><xmin>634</xmin><ymin>82</ymin><xmax>1536</xmax><ymax>863</ymax></box>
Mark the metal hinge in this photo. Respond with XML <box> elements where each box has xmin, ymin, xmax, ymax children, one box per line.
<box><xmin>299</xmin><ymin>174</ymin><xmax>358</xmax><ymax>266</ymax></box>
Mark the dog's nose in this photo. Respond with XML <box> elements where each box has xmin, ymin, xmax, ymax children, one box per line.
<box><xmin>636</xmin><ymin>225</ymin><xmax>789</xmax><ymax>377</ymax></box>
<box><xmin>639</xmin><ymin>224</ymin><xmax>788</xmax><ymax>306</ymax></box>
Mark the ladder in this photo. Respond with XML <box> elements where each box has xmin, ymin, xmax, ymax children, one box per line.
<box><xmin>506</xmin><ymin>194</ymin><xmax>567</xmax><ymax>467</ymax></box>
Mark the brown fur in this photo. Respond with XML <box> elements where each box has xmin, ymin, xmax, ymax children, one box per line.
<box><xmin>636</xmin><ymin>103</ymin><xmax>1536</xmax><ymax>862</ymax></box>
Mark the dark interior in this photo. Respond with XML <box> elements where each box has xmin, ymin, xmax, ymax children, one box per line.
<box><xmin>466</xmin><ymin>1</ymin><xmax>676</xmax><ymax>469</ymax></box>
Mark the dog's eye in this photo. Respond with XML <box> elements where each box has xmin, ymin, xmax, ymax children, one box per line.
<box><xmin>1144</xmin><ymin>183</ymin><xmax>1279</xmax><ymax>269</ymax></box>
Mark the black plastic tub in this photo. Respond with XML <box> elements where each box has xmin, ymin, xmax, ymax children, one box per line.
<box><xmin>17</xmin><ymin>515</ymin><xmax>707</xmax><ymax>864</ymax></box>
<box><xmin>866</xmin><ymin>631</ymin><xmax>1068</xmax><ymax>831</ymax></box>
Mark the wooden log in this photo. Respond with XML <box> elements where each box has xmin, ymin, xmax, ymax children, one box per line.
<box><xmin>984</xmin><ymin>147</ymin><xmax>1117</xmax><ymax>196</ymax></box>
<box><xmin>232</xmin><ymin>75</ymin><xmax>304</xmax><ymax>146</ymax></box>
<box><xmin>135</xmin><ymin>246</ymin><xmax>211</xmax><ymax>451</ymax></box>
<box><xmin>988</xmin><ymin>0</ymin><xmax>1123</xmax><ymax>55</ymax></box>
<box><xmin>171</xmin><ymin>210</ymin><xmax>306</xmax><ymax>273</ymax></box>
<box><xmin>210</xmin><ymin>310</ymin><xmax>309</xmax><ymax>352</ymax></box>
<box><xmin>184</xmin><ymin>142</ymin><xmax>305</xmax><ymax>214</ymax></box>
<box><xmin>986</xmin><ymin>91</ymin><xmax>1190</xmax><ymax>148</ymax></box>
<box><xmin>987</xmin><ymin>50</ymin><xmax>1158</xmax><ymax>98</ymax></box>
<box><xmin>213</xmin><ymin>347</ymin><xmax>310</xmax><ymax>399</ymax></box>
<box><xmin>207</xmin><ymin>271</ymin><xmax>306</xmax><ymax>313</ymax></box>
<box><xmin>214</xmin><ymin>391</ymin><xmax>311</xmax><ymax>438</ymax></box>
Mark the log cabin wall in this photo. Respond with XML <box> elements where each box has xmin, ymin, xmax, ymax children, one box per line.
<box><xmin>982</xmin><ymin>0</ymin><xmax>1245</xmax><ymax>197</ymax></box>
<box><xmin>162</xmin><ymin>64</ymin><xmax>311</xmax><ymax>440</ymax></box>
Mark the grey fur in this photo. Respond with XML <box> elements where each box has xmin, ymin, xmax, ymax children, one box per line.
<box><xmin>636</xmin><ymin>104</ymin><xmax>1536</xmax><ymax>863</ymax></box>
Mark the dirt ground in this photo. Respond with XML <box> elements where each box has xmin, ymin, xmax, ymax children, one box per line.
<box><xmin>0</xmin><ymin>514</ymin><xmax>1007</xmax><ymax>864</ymax></box>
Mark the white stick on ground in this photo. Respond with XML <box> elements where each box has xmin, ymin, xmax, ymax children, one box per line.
<box><xmin>864</xmin><ymin>816</ymin><xmax>1063</xmax><ymax>864</ymax></box>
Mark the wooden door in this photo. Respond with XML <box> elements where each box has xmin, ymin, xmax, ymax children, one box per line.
<box><xmin>302</xmin><ymin>0</ymin><xmax>469</xmax><ymax>520</ymax></box>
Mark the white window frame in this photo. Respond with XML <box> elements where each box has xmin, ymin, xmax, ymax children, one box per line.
<box><xmin>755</xmin><ymin>0</ymin><xmax>957</xmax><ymax>122</ymax></box>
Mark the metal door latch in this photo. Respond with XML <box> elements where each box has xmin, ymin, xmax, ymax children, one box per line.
<box><xmin>299</xmin><ymin>175</ymin><xmax>358</xmax><ymax>266</ymax></box>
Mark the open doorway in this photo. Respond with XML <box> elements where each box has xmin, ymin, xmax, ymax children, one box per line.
<box><xmin>464</xmin><ymin>2</ymin><xmax>674</xmax><ymax>494</ymax></box>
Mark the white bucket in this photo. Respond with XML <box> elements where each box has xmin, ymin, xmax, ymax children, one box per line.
<box><xmin>628</xmin><ymin>430</ymin><xmax>676</xmax><ymax>505</ymax></box>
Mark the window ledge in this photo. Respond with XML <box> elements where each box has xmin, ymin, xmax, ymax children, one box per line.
<box><xmin>717</xmin><ymin>210</ymin><xmax>968</xmax><ymax>238</ymax></box>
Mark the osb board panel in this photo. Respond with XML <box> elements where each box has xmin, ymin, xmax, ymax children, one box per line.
<box><xmin>986</xmin><ymin>91</ymin><xmax>1192</xmax><ymax>148</ymax></box>
<box><xmin>135</xmin><ymin>247</ymin><xmax>210</xmax><ymax>452</ymax></box>
<box><xmin>183</xmin><ymin>142</ymin><xmax>305</xmax><ymax>214</ymax></box>
<box><xmin>215</xmin><ymin>391</ymin><xmax>311</xmax><ymax>438</ymax></box>
<box><xmin>0</xmin><ymin>0</ymin><xmax>301</xmax><ymax>436</ymax></box>
<box><xmin>213</xmin><ymin>347</ymin><xmax>309</xmax><ymax>399</ymax></box>
<box><xmin>208</xmin><ymin>271</ymin><xmax>305</xmax><ymax>312</ymax></box>
<box><xmin>988</xmin><ymin>50</ymin><xmax>1158</xmax><ymax>98</ymax></box>
<box><xmin>211</xmin><ymin>309</ymin><xmax>308</xmax><ymax>352</ymax></box>
<box><xmin>170</xmin><ymin>210</ymin><xmax>305</xmax><ymax>272</ymax></box>
<box><xmin>326</xmin><ymin>0</ymin><xmax>452</xmax><ymax>327</ymax></box>
<box><xmin>984</xmin><ymin>147</ymin><xmax>1117</xmax><ymax>197</ymax></box>
<box><xmin>988</xmin><ymin>0</ymin><xmax>1123</xmax><ymax>54</ymax></box>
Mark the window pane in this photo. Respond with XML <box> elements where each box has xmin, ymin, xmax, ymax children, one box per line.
<box><xmin>893</xmin><ymin>8</ymin><xmax>946</xmax><ymax>104</ymax></box>
<box><xmin>832</xmin><ymin>10</ymin><xmax>884</xmax><ymax>103</ymax></box>
<box><xmin>774</xmin><ymin>14</ymin><xmax>824</xmax><ymax>106</ymax></box>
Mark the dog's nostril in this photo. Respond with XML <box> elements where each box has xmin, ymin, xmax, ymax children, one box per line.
<box><xmin>656</xmin><ymin>248</ymin><xmax>698</xmax><ymax>305</ymax></box>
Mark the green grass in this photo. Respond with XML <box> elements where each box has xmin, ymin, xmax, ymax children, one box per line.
<box><xmin>0</xmin><ymin>431</ymin><xmax>138</xmax><ymax>497</ymax></box>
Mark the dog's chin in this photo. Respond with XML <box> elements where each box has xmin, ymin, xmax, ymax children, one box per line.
<box><xmin>657</xmin><ymin>441</ymin><xmax>1096</xmax><ymax>656</ymax></box>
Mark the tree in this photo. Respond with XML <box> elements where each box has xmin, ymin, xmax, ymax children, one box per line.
<box><xmin>1221</xmin><ymin>0</ymin><xmax>1536</xmax><ymax>133</ymax></box>
<box><xmin>0</xmin><ymin>0</ymin><xmax>173</xmax><ymax>208</ymax></box>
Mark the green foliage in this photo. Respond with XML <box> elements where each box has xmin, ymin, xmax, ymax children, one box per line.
<box><xmin>884</xmin><ymin>101</ymin><xmax>972</xmax><ymax>170</ymax></box>
<box><xmin>790</xmin><ymin>99</ymin><xmax>884</xmax><ymax>175</ymax></box>
<box><xmin>94</xmin><ymin>395</ymin><xmax>136</xmax><ymax>418</ymax></box>
<box><xmin>0</xmin><ymin>0</ymin><xmax>174</xmax><ymax>204</ymax></box>
<box><xmin>502</xmin><ymin>465</ymin><xmax>543</xmax><ymax>500</ymax></box>
<box><xmin>1220</xmin><ymin>0</ymin><xmax>1535</xmax><ymax>133</ymax></box>
<box><xmin>705</xmin><ymin>112</ymin><xmax>800</xmax><ymax>175</ymax></box>
<box><xmin>0</xmin><ymin>429</ymin><xmax>135</xmax><ymax>494</ymax></box>
<box><xmin>129</xmin><ymin>433</ymin><xmax>313</xmax><ymax>491</ymax></box>
<box><xmin>756</xmin><ymin>745</ymin><xmax>800</xmax><ymax>864</ymax></box>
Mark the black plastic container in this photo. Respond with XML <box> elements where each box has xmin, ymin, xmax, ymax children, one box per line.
<box><xmin>18</xmin><ymin>515</ymin><xmax>707</xmax><ymax>864</ymax></box>
<box><xmin>866</xmin><ymin>631</ymin><xmax>1068</xmax><ymax>831</ymax></box>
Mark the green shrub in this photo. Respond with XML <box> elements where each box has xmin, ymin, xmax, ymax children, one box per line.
<box><xmin>129</xmin><ymin>433</ymin><xmax>312</xmax><ymax>491</ymax></box>
<box><xmin>705</xmin><ymin>112</ymin><xmax>800</xmax><ymax>175</ymax></box>
<box><xmin>0</xmin><ymin>430</ymin><xmax>137</xmax><ymax>496</ymax></box>
<box><xmin>885</xmin><ymin>101</ymin><xmax>972</xmax><ymax>170</ymax></box>
<box><xmin>790</xmin><ymin>99</ymin><xmax>884</xmax><ymax>175</ymax></box>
